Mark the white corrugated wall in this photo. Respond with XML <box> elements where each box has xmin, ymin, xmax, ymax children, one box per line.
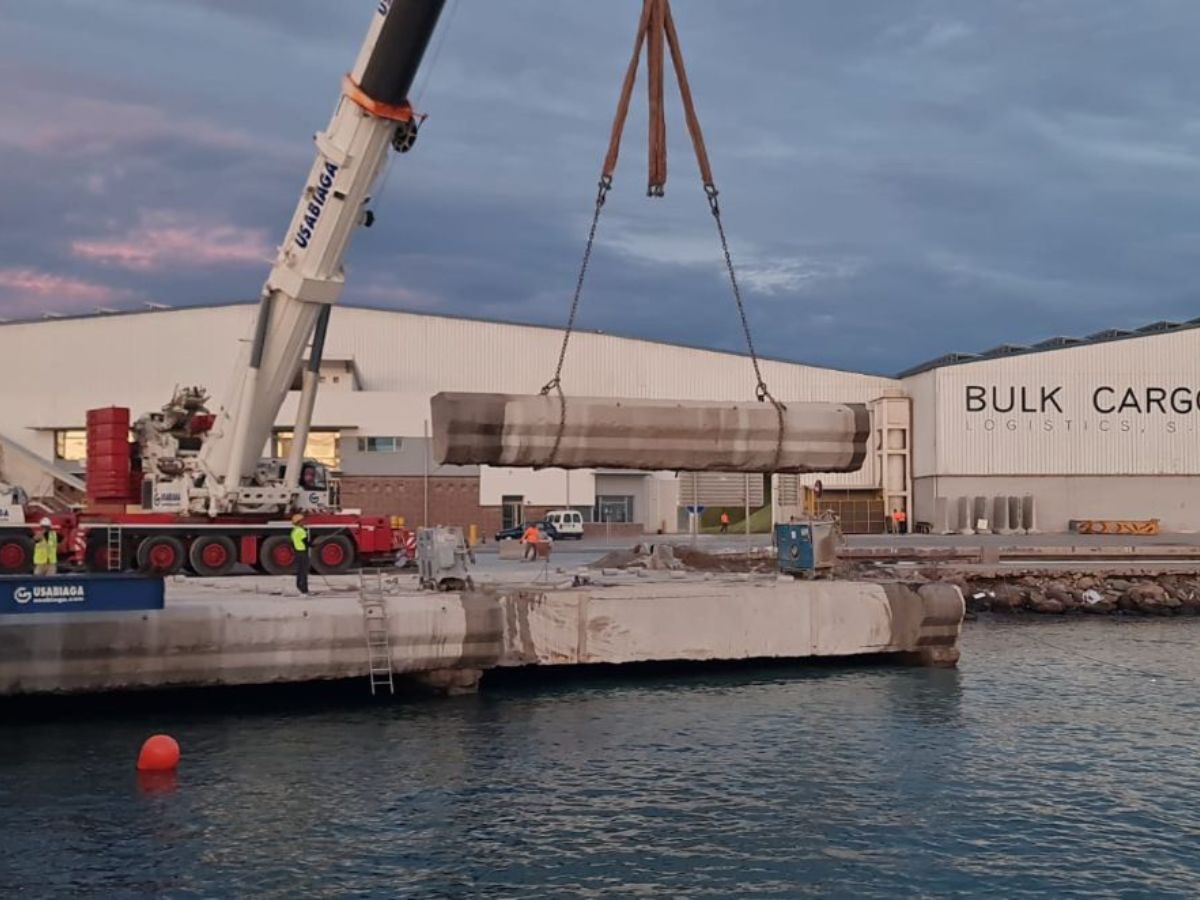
<box><xmin>0</xmin><ymin>304</ymin><xmax>897</xmax><ymax>492</ymax></box>
<box><xmin>915</xmin><ymin>329</ymin><xmax>1200</xmax><ymax>476</ymax></box>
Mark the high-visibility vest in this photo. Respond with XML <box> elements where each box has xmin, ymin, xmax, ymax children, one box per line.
<box><xmin>522</xmin><ymin>527</ymin><xmax>539</xmax><ymax>543</ymax></box>
<box><xmin>46</xmin><ymin>531</ymin><xmax>57</xmax><ymax>563</ymax></box>
<box><xmin>290</xmin><ymin>525</ymin><xmax>309</xmax><ymax>551</ymax></box>
<box><xmin>33</xmin><ymin>535</ymin><xmax>50</xmax><ymax>565</ymax></box>
<box><xmin>895</xmin><ymin>510</ymin><xmax>907</xmax><ymax>523</ymax></box>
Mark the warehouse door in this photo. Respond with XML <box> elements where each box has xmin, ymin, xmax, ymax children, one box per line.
<box><xmin>501</xmin><ymin>495</ymin><xmax>524</xmax><ymax>530</ymax></box>
<box><xmin>818</xmin><ymin>492</ymin><xmax>886</xmax><ymax>534</ymax></box>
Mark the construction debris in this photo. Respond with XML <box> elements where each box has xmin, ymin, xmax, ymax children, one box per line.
<box><xmin>589</xmin><ymin>543</ymin><xmax>776</xmax><ymax>574</ymax></box>
<box><xmin>430</xmin><ymin>392</ymin><xmax>869</xmax><ymax>473</ymax></box>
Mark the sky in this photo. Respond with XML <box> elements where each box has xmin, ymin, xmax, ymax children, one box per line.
<box><xmin>3</xmin><ymin>0</ymin><xmax>1200</xmax><ymax>375</ymax></box>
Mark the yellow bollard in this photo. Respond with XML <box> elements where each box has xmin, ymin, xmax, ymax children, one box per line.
<box><xmin>468</xmin><ymin>524</ymin><xmax>478</xmax><ymax>546</ymax></box>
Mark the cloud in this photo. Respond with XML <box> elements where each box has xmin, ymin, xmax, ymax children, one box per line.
<box><xmin>0</xmin><ymin>268</ymin><xmax>136</xmax><ymax>315</ymax></box>
<box><xmin>71</xmin><ymin>213</ymin><xmax>273</xmax><ymax>272</ymax></box>
<box><xmin>599</xmin><ymin>219</ymin><xmax>863</xmax><ymax>297</ymax></box>
<box><xmin>740</xmin><ymin>257</ymin><xmax>866</xmax><ymax>296</ymax></box>
<box><xmin>919</xmin><ymin>21</ymin><xmax>974</xmax><ymax>50</ymax></box>
<box><xmin>5</xmin><ymin>0</ymin><xmax>1200</xmax><ymax>374</ymax></box>
<box><xmin>354</xmin><ymin>280</ymin><xmax>444</xmax><ymax>311</ymax></box>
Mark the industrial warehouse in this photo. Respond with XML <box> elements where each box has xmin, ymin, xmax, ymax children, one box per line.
<box><xmin>0</xmin><ymin>302</ymin><xmax>1198</xmax><ymax>534</ymax></box>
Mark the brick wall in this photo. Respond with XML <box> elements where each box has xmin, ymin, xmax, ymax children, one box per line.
<box><xmin>338</xmin><ymin>477</ymin><xmax>652</xmax><ymax>540</ymax></box>
<box><xmin>339</xmin><ymin>476</ymin><xmax>502</xmax><ymax>535</ymax></box>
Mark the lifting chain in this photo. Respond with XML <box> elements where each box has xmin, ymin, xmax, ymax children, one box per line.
<box><xmin>539</xmin><ymin>0</ymin><xmax>784</xmax><ymax>471</ymax></box>
<box><xmin>705</xmin><ymin>183</ymin><xmax>787</xmax><ymax>472</ymax></box>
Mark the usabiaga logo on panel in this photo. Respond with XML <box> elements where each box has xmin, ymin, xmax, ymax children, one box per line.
<box><xmin>13</xmin><ymin>584</ymin><xmax>87</xmax><ymax>605</ymax></box>
<box><xmin>964</xmin><ymin>384</ymin><xmax>1200</xmax><ymax>435</ymax></box>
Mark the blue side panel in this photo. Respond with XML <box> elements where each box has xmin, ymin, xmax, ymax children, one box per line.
<box><xmin>0</xmin><ymin>575</ymin><xmax>164</xmax><ymax>614</ymax></box>
<box><xmin>774</xmin><ymin>524</ymin><xmax>814</xmax><ymax>574</ymax></box>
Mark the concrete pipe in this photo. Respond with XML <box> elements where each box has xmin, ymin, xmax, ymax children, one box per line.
<box><xmin>1021</xmin><ymin>494</ymin><xmax>1037</xmax><ymax>533</ymax></box>
<box><xmin>430</xmin><ymin>392</ymin><xmax>869</xmax><ymax>473</ymax></box>
<box><xmin>972</xmin><ymin>496</ymin><xmax>990</xmax><ymax>534</ymax></box>
<box><xmin>933</xmin><ymin>496</ymin><xmax>953</xmax><ymax>535</ymax></box>
<box><xmin>955</xmin><ymin>496</ymin><xmax>973</xmax><ymax>535</ymax></box>
<box><xmin>992</xmin><ymin>495</ymin><xmax>1012</xmax><ymax>534</ymax></box>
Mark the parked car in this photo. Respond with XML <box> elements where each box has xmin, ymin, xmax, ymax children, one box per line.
<box><xmin>542</xmin><ymin>509</ymin><xmax>584</xmax><ymax>539</ymax></box>
<box><xmin>493</xmin><ymin>520</ymin><xmax>559</xmax><ymax>542</ymax></box>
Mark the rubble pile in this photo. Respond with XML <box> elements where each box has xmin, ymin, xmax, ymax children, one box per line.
<box><xmin>927</xmin><ymin>573</ymin><xmax>1200</xmax><ymax>617</ymax></box>
<box><xmin>588</xmin><ymin>543</ymin><xmax>775</xmax><ymax>574</ymax></box>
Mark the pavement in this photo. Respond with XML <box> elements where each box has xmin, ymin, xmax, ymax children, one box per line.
<box><xmin>158</xmin><ymin>531</ymin><xmax>1200</xmax><ymax>597</ymax></box>
<box><xmin>472</xmin><ymin>530</ymin><xmax>1200</xmax><ymax>557</ymax></box>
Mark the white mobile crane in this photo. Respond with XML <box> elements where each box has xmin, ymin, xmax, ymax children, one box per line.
<box><xmin>0</xmin><ymin>0</ymin><xmax>446</xmax><ymax>576</ymax></box>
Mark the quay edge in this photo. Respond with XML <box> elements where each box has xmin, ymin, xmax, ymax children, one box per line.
<box><xmin>0</xmin><ymin>578</ymin><xmax>964</xmax><ymax>697</ymax></box>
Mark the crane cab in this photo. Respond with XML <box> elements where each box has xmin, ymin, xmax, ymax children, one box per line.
<box><xmin>295</xmin><ymin>460</ymin><xmax>339</xmax><ymax>512</ymax></box>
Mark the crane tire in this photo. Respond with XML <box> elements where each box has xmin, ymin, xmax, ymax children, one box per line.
<box><xmin>188</xmin><ymin>535</ymin><xmax>237</xmax><ymax>577</ymax></box>
<box><xmin>313</xmin><ymin>534</ymin><xmax>355</xmax><ymax>575</ymax></box>
<box><xmin>0</xmin><ymin>535</ymin><xmax>34</xmax><ymax>575</ymax></box>
<box><xmin>136</xmin><ymin>535</ymin><xmax>185</xmax><ymax>575</ymax></box>
<box><xmin>259</xmin><ymin>535</ymin><xmax>296</xmax><ymax>576</ymax></box>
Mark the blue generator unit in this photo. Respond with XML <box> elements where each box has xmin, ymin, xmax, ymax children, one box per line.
<box><xmin>775</xmin><ymin>521</ymin><xmax>838</xmax><ymax>578</ymax></box>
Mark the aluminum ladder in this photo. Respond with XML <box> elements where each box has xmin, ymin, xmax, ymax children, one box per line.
<box><xmin>359</xmin><ymin>570</ymin><xmax>394</xmax><ymax>696</ymax></box>
<box><xmin>106</xmin><ymin>525</ymin><xmax>123</xmax><ymax>572</ymax></box>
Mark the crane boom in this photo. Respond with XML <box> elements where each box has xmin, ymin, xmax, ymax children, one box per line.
<box><xmin>198</xmin><ymin>0</ymin><xmax>445</xmax><ymax>514</ymax></box>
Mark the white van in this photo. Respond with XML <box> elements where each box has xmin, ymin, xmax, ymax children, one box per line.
<box><xmin>543</xmin><ymin>509</ymin><xmax>584</xmax><ymax>539</ymax></box>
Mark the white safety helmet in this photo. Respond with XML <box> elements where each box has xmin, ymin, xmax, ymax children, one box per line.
<box><xmin>40</xmin><ymin>517</ymin><xmax>52</xmax><ymax>528</ymax></box>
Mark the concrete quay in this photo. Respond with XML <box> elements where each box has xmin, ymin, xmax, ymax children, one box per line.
<box><xmin>0</xmin><ymin>574</ymin><xmax>964</xmax><ymax>697</ymax></box>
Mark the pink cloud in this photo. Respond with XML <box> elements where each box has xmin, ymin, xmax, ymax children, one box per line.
<box><xmin>71</xmin><ymin>212</ymin><xmax>273</xmax><ymax>271</ymax></box>
<box><xmin>0</xmin><ymin>79</ymin><xmax>299</xmax><ymax>162</ymax></box>
<box><xmin>0</xmin><ymin>267</ymin><xmax>134</xmax><ymax>316</ymax></box>
<box><xmin>356</xmin><ymin>281</ymin><xmax>443</xmax><ymax>310</ymax></box>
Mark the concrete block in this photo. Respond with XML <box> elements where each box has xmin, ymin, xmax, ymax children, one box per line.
<box><xmin>430</xmin><ymin>392</ymin><xmax>869</xmax><ymax>473</ymax></box>
<box><xmin>498</xmin><ymin>540</ymin><xmax>524</xmax><ymax>560</ymax></box>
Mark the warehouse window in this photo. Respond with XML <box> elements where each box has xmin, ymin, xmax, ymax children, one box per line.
<box><xmin>357</xmin><ymin>436</ymin><xmax>402</xmax><ymax>453</ymax></box>
<box><xmin>595</xmin><ymin>495</ymin><xmax>634</xmax><ymax>524</ymax></box>
<box><xmin>54</xmin><ymin>430</ymin><xmax>88</xmax><ymax>461</ymax></box>
<box><xmin>273</xmin><ymin>431</ymin><xmax>341</xmax><ymax>471</ymax></box>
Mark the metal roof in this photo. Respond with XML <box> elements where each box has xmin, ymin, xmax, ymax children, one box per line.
<box><xmin>0</xmin><ymin>299</ymin><xmax>886</xmax><ymax>379</ymax></box>
<box><xmin>979</xmin><ymin>343</ymin><xmax>1029</xmax><ymax>358</ymax></box>
<box><xmin>896</xmin><ymin>317</ymin><xmax>1200</xmax><ymax>379</ymax></box>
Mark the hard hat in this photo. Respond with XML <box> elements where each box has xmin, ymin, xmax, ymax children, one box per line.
<box><xmin>291</xmin><ymin>513</ymin><xmax>304</xmax><ymax>524</ymax></box>
<box><xmin>40</xmin><ymin>517</ymin><xmax>52</xmax><ymax>528</ymax></box>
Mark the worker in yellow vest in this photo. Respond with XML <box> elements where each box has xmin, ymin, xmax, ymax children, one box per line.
<box><xmin>33</xmin><ymin>519</ymin><xmax>58</xmax><ymax>576</ymax></box>
<box><xmin>290</xmin><ymin>513</ymin><xmax>310</xmax><ymax>595</ymax></box>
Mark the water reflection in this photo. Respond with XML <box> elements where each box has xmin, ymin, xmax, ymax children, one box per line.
<box><xmin>135</xmin><ymin>770</ymin><xmax>177</xmax><ymax>796</ymax></box>
<box><xmin>3</xmin><ymin>620</ymin><xmax>1200</xmax><ymax>897</ymax></box>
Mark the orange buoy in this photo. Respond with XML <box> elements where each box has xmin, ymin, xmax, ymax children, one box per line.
<box><xmin>136</xmin><ymin>734</ymin><xmax>180</xmax><ymax>772</ymax></box>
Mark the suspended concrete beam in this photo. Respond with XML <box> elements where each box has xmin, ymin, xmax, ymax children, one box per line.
<box><xmin>430</xmin><ymin>392</ymin><xmax>869</xmax><ymax>473</ymax></box>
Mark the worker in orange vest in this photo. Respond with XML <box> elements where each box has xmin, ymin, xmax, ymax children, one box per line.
<box><xmin>893</xmin><ymin>508</ymin><xmax>907</xmax><ymax>535</ymax></box>
<box><xmin>521</xmin><ymin>522</ymin><xmax>541</xmax><ymax>561</ymax></box>
<box><xmin>719</xmin><ymin>511</ymin><xmax>730</xmax><ymax>534</ymax></box>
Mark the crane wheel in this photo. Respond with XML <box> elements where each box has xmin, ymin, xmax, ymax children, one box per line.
<box><xmin>259</xmin><ymin>535</ymin><xmax>296</xmax><ymax>576</ymax></box>
<box><xmin>313</xmin><ymin>534</ymin><xmax>355</xmax><ymax>575</ymax></box>
<box><xmin>136</xmin><ymin>535</ymin><xmax>185</xmax><ymax>575</ymax></box>
<box><xmin>0</xmin><ymin>535</ymin><xmax>34</xmax><ymax>575</ymax></box>
<box><xmin>85</xmin><ymin>538</ymin><xmax>127</xmax><ymax>573</ymax></box>
<box><xmin>188</xmin><ymin>535</ymin><xmax>237</xmax><ymax>577</ymax></box>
